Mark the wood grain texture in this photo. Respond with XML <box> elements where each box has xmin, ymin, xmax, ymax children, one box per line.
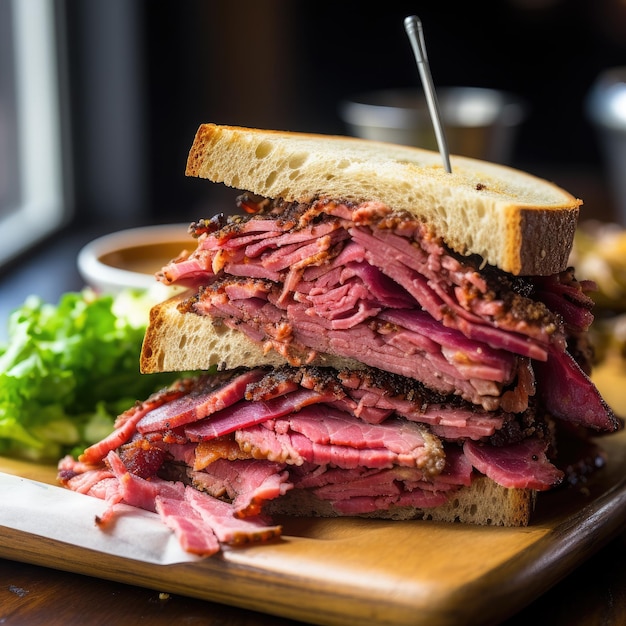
<box><xmin>0</xmin><ymin>361</ymin><xmax>625</xmax><ymax>626</ymax></box>
<box><xmin>0</xmin><ymin>557</ymin><xmax>294</xmax><ymax>626</ymax></box>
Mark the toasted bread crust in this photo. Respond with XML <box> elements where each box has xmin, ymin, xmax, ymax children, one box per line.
<box><xmin>185</xmin><ymin>123</ymin><xmax>581</xmax><ymax>276</ymax></box>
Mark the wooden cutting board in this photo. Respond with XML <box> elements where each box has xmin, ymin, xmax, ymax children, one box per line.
<box><xmin>1</xmin><ymin>359</ymin><xmax>625</xmax><ymax>626</ymax></box>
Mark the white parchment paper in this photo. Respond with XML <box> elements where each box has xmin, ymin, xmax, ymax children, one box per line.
<box><xmin>0</xmin><ymin>472</ymin><xmax>200</xmax><ymax>565</ymax></box>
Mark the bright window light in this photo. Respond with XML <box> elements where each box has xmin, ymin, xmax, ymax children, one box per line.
<box><xmin>0</xmin><ymin>0</ymin><xmax>70</xmax><ymax>266</ymax></box>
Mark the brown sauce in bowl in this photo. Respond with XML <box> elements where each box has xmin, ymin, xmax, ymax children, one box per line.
<box><xmin>99</xmin><ymin>242</ymin><xmax>189</xmax><ymax>275</ymax></box>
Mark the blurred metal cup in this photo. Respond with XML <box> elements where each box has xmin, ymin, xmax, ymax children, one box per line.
<box><xmin>587</xmin><ymin>67</ymin><xmax>626</xmax><ymax>224</ymax></box>
<box><xmin>339</xmin><ymin>87</ymin><xmax>527</xmax><ymax>164</ymax></box>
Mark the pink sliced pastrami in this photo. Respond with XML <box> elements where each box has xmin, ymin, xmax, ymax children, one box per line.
<box><xmin>156</xmin><ymin>200</ymin><xmax>615</xmax><ymax>429</ymax></box>
<box><xmin>183</xmin><ymin>487</ymin><xmax>282</xmax><ymax>546</ymax></box>
<box><xmin>136</xmin><ymin>369</ymin><xmax>265</xmax><ymax>434</ymax></box>
<box><xmin>189</xmin><ymin>458</ymin><xmax>291</xmax><ymax>516</ymax></box>
<box><xmin>185</xmin><ymin>387</ymin><xmax>340</xmax><ymax>441</ymax></box>
<box><xmin>57</xmin><ymin>361</ymin><xmax>611</xmax><ymax>557</ymax></box>
<box><xmin>534</xmin><ymin>348</ymin><xmax>619</xmax><ymax>431</ymax></box>
<box><xmin>154</xmin><ymin>497</ymin><xmax>221</xmax><ymax>556</ymax></box>
<box><xmin>463</xmin><ymin>438</ymin><xmax>564</xmax><ymax>491</ymax></box>
<box><xmin>235</xmin><ymin>405</ymin><xmax>444</xmax><ymax>472</ymax></box>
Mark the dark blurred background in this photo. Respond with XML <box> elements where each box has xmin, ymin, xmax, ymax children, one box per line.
<box><xmin>2</xmin><ymin>0</ymin><xmax>626</xmax><ymax>322</ymax></box>
<box><xmin>64</xmin><ymin>0</ymin><xmax>626</xmax><ymax>226</ymax></box>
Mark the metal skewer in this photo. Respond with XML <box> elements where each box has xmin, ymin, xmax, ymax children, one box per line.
<box><xmin>403</xmin><ymin>15</ymin><xmax>452</xmax><ymax>173</ymax></box>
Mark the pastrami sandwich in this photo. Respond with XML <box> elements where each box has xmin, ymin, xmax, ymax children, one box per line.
<box><xmin>58</xmin><ymin>124</ymin><xmax>620</xmax><ymax>556</ymax></box>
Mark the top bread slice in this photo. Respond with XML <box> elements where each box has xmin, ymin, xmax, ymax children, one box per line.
<box><xmin>185</xmin><ymin>124</ymin><xmax>581</xmax><ymax>276</ymax></box>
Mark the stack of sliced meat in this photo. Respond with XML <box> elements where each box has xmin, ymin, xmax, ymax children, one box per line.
<box><xmin>59</xmin><ymin>365</ymin><xmax>563</xmax><ymax>556</ymax></box>
<box><xmin>163</xmin><ymin>198</ymin><xmax>613</xmax><ymax>427</ymax></box>
<box><xmin>58</xmin><ymin>197</ymin><xmax>620</xmax><ymax>556</ymax></box>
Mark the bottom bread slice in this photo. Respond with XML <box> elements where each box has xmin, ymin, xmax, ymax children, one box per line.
<box><xmin>266</xmin><ymin>476</ymin><xmax>536</xmax><ymax>527</ymax></box>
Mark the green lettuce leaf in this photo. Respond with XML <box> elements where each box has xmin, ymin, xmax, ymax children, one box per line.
<box><xmin>0</xmin><ymin>289</ymin><xmax>181</xmax><ymax>462</ymax></box>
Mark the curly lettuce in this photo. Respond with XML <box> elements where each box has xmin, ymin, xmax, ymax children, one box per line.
<box><xmin>0</xmin><ymin>290</ymin><xmax>181</xmax><ymax>462</ymax></box>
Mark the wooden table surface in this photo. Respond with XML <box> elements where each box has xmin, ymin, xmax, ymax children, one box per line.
<box><xmin>2</xmin><ymin>532</ymin><xmax>626</xmax><ymax>626</ymax></box>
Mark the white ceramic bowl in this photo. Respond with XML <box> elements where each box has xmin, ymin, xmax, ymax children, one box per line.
<box><xmin>77</xmin><ymin>223</ymin><xmax>191</xmax><ymax>295</ymax></box>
